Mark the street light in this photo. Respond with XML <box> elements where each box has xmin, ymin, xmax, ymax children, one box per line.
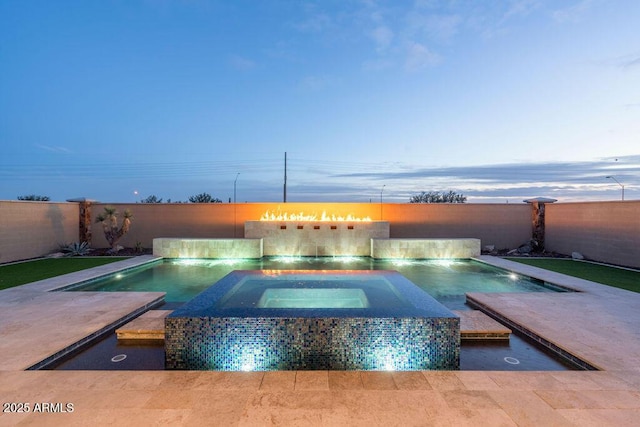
<box><xmin>234</xmin><ymin>173</ymin><xmax>240</xmax><ymax>203</ymax></box>
<box><xmin>380</xmin><ymin>185</ymin><xmax>386</xmax><ymax>220</ymax></box>
<box><xmin>605</xmin><ymin>176</ymin><xmax>624</xmax><ymax>201</ymax></box>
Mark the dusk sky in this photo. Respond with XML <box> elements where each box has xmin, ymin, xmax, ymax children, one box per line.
<box><xmin>1</xmin><ymin>0</ymin><xmax>639</xmax><ymax>203</ymax></box>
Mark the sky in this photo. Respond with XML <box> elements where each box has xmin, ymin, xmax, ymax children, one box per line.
<box><xmin>1</xmin><ymin>0</ymin><xmax>639</xmax><ymax>203</ymax></box>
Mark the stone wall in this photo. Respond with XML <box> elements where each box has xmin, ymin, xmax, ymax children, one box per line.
<box><xmin>545</xmin><ymin>201</ymin><xmax>640</xmax><ymax>268</ymax></box>
<box><xmin>371</xmin><ymin>238</ymin><xmax>481</xmax><ymax>259</ymax></box>
<box><xmin>245</xmin><ymin>220</ymin><xmax>389</xmax><ymax>256</ymax></box>
<box><xmin>0</xmin><ymin>201</ymin><xmax>79</xmax><ymax>263</ymax></box>
<box><xmin>153</xmin><ymin>238</ymin><xmax>263</xmax><ymax>259</ymax></box>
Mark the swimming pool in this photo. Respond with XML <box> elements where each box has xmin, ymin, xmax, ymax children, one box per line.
<box><xmin>54</xmin><ymin>257</ymin><xmax>578</xmax><ymax>371</ymax></box>
<box><xmin>65</xmin><ymin>257</ymin><xmax>568</xmax><ymax>309</ymax></box>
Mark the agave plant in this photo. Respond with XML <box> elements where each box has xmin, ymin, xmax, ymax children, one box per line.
<box><xmin>95</xmin><ymin>207</ymin><xmax>133</xmax><ymax>253</ymax></box>
<box><xmin>60</xmin><ymin>241</ymin><xmax>92</xmax><ymax>257</ymax></box>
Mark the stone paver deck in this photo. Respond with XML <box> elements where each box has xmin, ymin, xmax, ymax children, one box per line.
<box><xmin>0</xmin><ymin>255</ymin><xmax>639</xmax><ymax>426</ymax></box>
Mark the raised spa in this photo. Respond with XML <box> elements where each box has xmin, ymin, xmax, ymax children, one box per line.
<box><xmin>165</xmin><ymin>270</ymin><xmax>460</xmax><ymax>371</ymax></box>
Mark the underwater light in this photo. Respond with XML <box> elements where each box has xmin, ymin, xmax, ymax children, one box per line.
<box><xmin>431</xmin><ymin>260</ymin><xmax>454</xmax><ymax>268</ymax></box>
<box><xmin>219</xmin><ymin>259</ymin><xmax>242</xmax><ymax>266</ymax></box>
<box><xmin>240</xmin><ymin>360</ymin><xmax>256</xmax><ymax>372</ymax></box>
<box><xmin>333</xmin><ymin>256</ymin><xmax>359</xmax><ymax>264</ymax></box>
<box><xmin>272</xmin><ymin>256</ymin><xmax>304</xmax><ymax>264</ymax></box>
<box><xmin>175</xmin><ymin>259</ymin><xmax>204</xmax><ymax>266</ymax></box>
<box><xmin>509</xmin><ymin>273</ymin><xmax>519</xmax><ymax>281</ymax></box>
<box><xmin>369</xmin><ymin>345</ymin><xmax>412</xmax><ymax>371</ymax></box>
<box><xmin>114</xmin><ymin>273</ymin><xmax>123</xmax><ymax>280</ymax></box>
<box><xmin>391</xmin><ymin>260</ymin><xmax>413</xmax><ymax>267</ymax></box>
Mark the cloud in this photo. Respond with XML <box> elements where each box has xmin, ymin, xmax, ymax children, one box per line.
<box><xmin>229</xmin><ymin>55</ymin><xmax>256</xmax><ymax>71</ymax></box>
<box><xmin>331</xmin><ymin>157</ymin><xmax>640</xmax><ymax>184</ymax></box>
<box><xmin>404</xmin><ymin>42</ymin><xmax>440</xmax><ymax>71</ymax></box>
<box><xmin>293</xmin><ymin>11</ymin><xmax>331</xmax><ymax>33</ymax></box>
<box><xmin>502</xmin><ymin>0</ymin><xmax>540</xmax><ymax>21</ymax></box>
<box><xmin>620</xmin><ymin>54</ymin><xmax>640</xmax><ymax>69</ymax></box>
<box><xmin>296</xmin><ymin>75</ymin><xmax>335</xmax><ymax>91</ymax></box>
<box><xmin>406</xmin><ymin>13</ymin><xmax>462</xmax><ymax>43</ymax></box>
<box><xmin>552</xmin><ymin>0</ymin><xmax>593</xmax><ymax>24</ymax></box>
<box><xmin>370</xmin><ymin>25</ymin><xmax>394</xmax><ymax>51</ymax></box>
<box><xmin>35</xmin><ymin>144</ymin><xmax>72</xmax><ymax>154</ymax></box>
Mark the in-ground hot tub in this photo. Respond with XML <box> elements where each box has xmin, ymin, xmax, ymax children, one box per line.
<box><xmin>165</xmin><ymin>270</ymin><xmax>460</xmax><ymax>371</ymax></box>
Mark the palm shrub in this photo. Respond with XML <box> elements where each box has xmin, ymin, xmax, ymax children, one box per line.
<box><xmin>95</xmin><ymin>207</ymin><xmax>133</xmax><ymax>253</ymax></box>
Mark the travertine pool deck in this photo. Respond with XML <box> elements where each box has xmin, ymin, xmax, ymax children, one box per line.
<box><xmin>1</xmin><ymin>255</ymin><xmax>639</xmax><ymax>426</ymax></box>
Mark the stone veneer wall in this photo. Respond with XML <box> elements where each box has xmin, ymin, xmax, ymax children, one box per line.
<box><xmin>244</xmin><ymin>221</ymin><xmax>390</xmax><ymax>256</ymax></box>
<box><xmin>0</xmin><ymin>201</ymin><xmax>79</xmax><ymax>263</ymax></box>
<box><xmin>153</xmin><ymin>238</ymin><xmax>263</xmax><ymax>259</ymax></box>
<box><xmin>371</xmin><ymin>238</ymin><xmax>481</xmax><ymax>259</ymax></box>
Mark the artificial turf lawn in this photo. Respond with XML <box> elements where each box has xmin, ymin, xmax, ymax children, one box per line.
<box><xmin>506</xmin><ymin>258</ymin><xmax>640</xmax><ymax>293</ymax></box>
<box><xmin>0</xmin><ymin>257</ymin><xmax>129</xmax><ymax>290</ymax></box>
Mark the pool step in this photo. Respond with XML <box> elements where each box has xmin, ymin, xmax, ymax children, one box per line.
<box><xmin>453</xmin><ymin>310</ymin><xmax>511</xmax><ymax>341</ymax></box>
<box><xmin>115</xmin><ymin>310</ymin><xmax>172</xmax><ymax>340</ymax></box>
<box><xmin>115</xmin><ymin>309</ymin><xmax>511</xmax><ymax>342</ymax></box>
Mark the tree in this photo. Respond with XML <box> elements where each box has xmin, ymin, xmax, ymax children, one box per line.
<box><xmin>409</xmin><ymin>191</ymin><xmax>467</xmax><ymax>203</ymax></box>
<box><xmin>139</xmin><ymin>195</ymin><xmax>163</xmax><ymax>203</ymax></box>
<box><xmin>17</xmin><ymin>194</ymin><xmax>50</xmax><ymax>201</ymax></box>
<box><xmin>95</xmin><ymin>207</ymin><xmax>133</xmax><ymax>253</ymax></box>
<box><xmin>188</xmin><ymin>192</ymin><xmax>222</xmax><ymax>203</ymax></box>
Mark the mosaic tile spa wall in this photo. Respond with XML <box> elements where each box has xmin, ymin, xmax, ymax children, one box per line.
<box><xmin>165</xmin><ymin>270</ymin><xmax>460</xmax><ymax>371</ymax></box>
<box><xmin>166</xmin><ymin>316</ymin><xmax>460</xmax><ymax>371</ymax></box>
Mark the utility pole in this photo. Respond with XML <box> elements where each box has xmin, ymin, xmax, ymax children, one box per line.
<box><xmin>234</xmin><ymin>173</ymin><xmax>240</xmax><ymax>203</ymax></box>
<box><xmin>284</xmin><ymin>152</ymin><xmax>287</xmax><ymax>203</ymax></box>
<box><xmin>380</xmin><ymin>185</ymin><xmax>385</xmax><ymax>220</ymax></box>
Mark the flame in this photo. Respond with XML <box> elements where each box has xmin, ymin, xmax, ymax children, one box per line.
<box><xmin>260</xmin><ymin>210</ymin><xmax>371</xmax><ymax>222</ymax></box>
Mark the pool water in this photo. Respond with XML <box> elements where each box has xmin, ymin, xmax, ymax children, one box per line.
<box><xmin>53</xmin><ymin>258</ymin><xmax>578</xmax><ymax>371</ymax></box>
<box><xmin>66</xmin><ymin>257</ymin><xmax>566</xmax><ymax>310</ymax></box>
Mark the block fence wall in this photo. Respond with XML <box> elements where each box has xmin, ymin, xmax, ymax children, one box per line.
<box><xmin>0</xmin><ymin>201</ymin><xmax>79</xmax><ymax>264</ymax></box>
<box><xmin>2</xmin><ymin>200</ymin><xmax>638</xmax><ymax>268</ymax></box>
<box><xmin>545</xmin><ymin>201</ymin><xmax>640</xmax><ymax>268</ymax></box>
<box><xmin>86</xmin><ymin>202</ymin><xmax>531</xmax><ymax>252</ymax></box>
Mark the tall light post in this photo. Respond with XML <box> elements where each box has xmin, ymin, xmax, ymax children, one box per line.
<box><xmin>605</xmin><ymin>176</ymin><xmax>624</xmax><ymax>200</ymax></box>
<box><xmin>380</xmin><ymin>185</ymin><xmax>386</xmax><ymax>220</ymax></box>
<box><xmin>234</xmin><ymin>173</ymin><xmax>240</xmax><ymax>203</ymax></box>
